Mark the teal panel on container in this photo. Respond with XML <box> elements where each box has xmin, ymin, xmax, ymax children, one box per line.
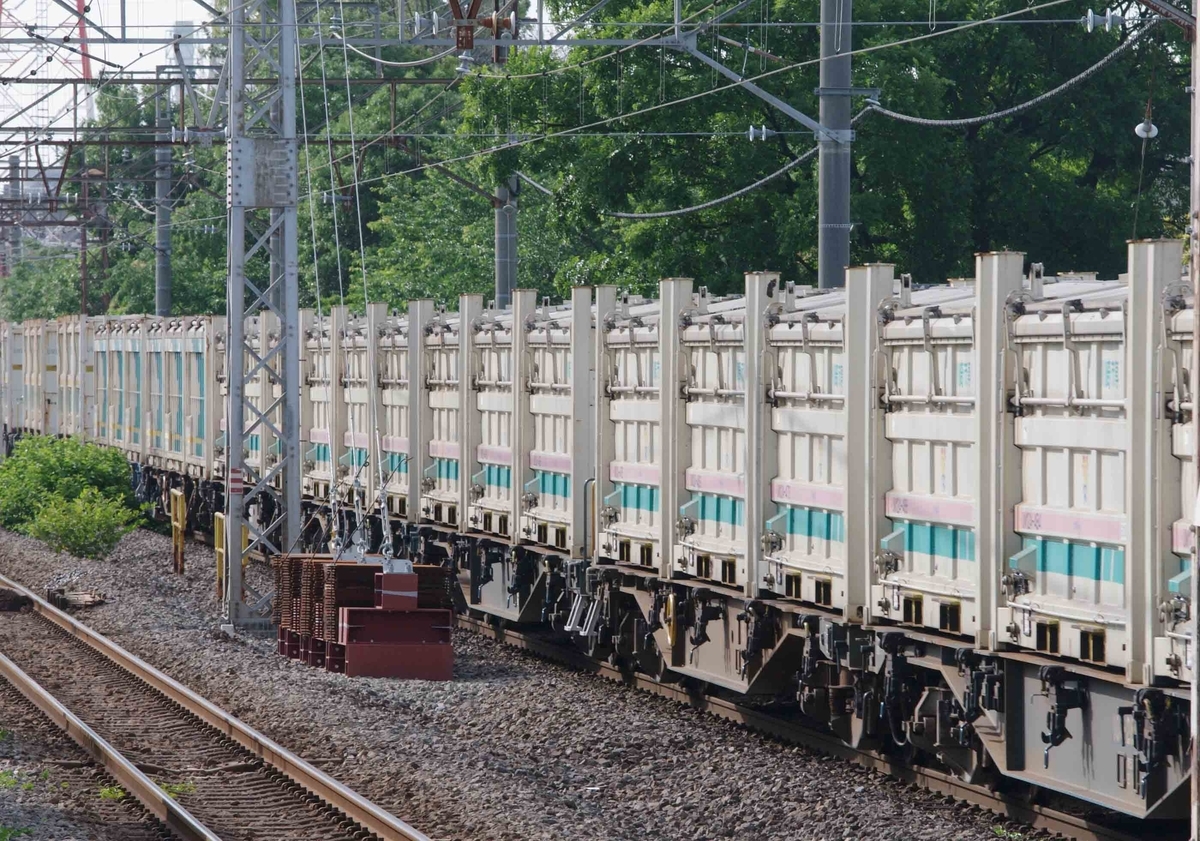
<box><xmin>174</xmin><ymin>354</ymin><xmax>183</xmax><ymax>448</ymax></box>
<box><xmin>485</xmin><ymin>465</ymin><xmax>512</xmax><ymax>489</ymax></box>
<box><xmin>694</xmin><ymin>493</ymin><xmax>744</xmax><ymax>527</ymax></box>
<box><xmin>893</xmin><ymin>521</ymin><xmax>976</xmax><ymax>561</ymax></box>
<box><xmin>195</xmin><ymin>355</ymin><xmax>205</xmax><ymax>457</ymax></box>
<box><xmin>385</xmin><ymin>453</ymin><xmax>408</xmax><ymax>474</ymax></box>
<box><xmin>435</xmin><ymin>458</ymin><xmax>460</xmax><ymax>481</ymax></box>
<box><xmin>155</xmin><ymin>354</ymin><xmax>163</xmax><ymax>445</ymax></box>
<box><xmin>116</xmin><ymin>351</ymin><xmax>124</xmax><ymax>441</ymax></box>
<box><xmin>781</xmin><ymin>506</ymin><xmax>846</xmax><ymax>542</ymax></box>
<box><xmin>315</xmin><ymin>443</ymin><xmax>331</xmax><ymax>464</ymax></box>
<box><xmin>349</xmin><ymin>447</ymin><xmax>367</xmax><ymax>468</ymax></box>
<box><xmin>536</xmin><ymin>470</ymin><xmax>570</xmax><ymax>498</ymax></box>
<box><xmin>1021</xmin><ymin>537</ymin><xmax>1125</xmax><ymax>583</ymax></box>
<box><xmin>249</xmin><ymin>434</ymin><xmax>261</xmax><ymax>453</ymax></box>
<box><xmin>617</xmin><ymin>483</ymin><xmax>660</xmax><ymax>512</ymax></box>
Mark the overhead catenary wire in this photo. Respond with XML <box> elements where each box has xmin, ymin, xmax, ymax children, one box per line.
<box><xmin>601</xmin><ymin>108</ymin><xmax>872</xmax><ymax>218</ymax></box>
<box><xmin>335</xmin><ymin>40</ymin><xmax>457</xmax><ymax>67</ymax></box>
<box><xmin>592</xmin><ymin>17</ymin><xmax>1156</xmax><ymax>218</ymax></box>
<box><xmin>866</xmin><ymin>16</ymin><xmax>1160</xmax><ymax>128</ymax></box>
<box><xmin>304</xmin><ymin>0</ymin><xmax>356</xmax><ymax>555</ymax></box>
<box><xmin>471</xmin><ymin>0</ymin><xmax>725</xmax><ymax>82</ymax></box>
<box><xmin>0</xmin><ymin>5</ymin><xmax>257</xmax><ymax>151</ymax></box>
<box><xmin>7</xmin><ymin>212</ymin><xmax>226</xmax><ymax>268</ymax></box>
<box><xmin>329</xmin><ymin>0</ymin><xmax>1082</xmax><ymax>199</ymax></box>
<box><xmin>326</xmin><ymin>0</ymin><xmax>403</xmax><ymax>559</ymax></box>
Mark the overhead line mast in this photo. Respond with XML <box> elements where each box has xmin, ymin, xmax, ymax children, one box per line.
<box><xmin>222</xmin><ymin>0</ymin><xmax>302</xmax><ymax>630</ymax></box>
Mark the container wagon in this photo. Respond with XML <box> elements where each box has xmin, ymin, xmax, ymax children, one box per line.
<box><xmin>0</xmin><ymin>240</ymin><xmax>1191</xmax><ymax>821</ymax></box>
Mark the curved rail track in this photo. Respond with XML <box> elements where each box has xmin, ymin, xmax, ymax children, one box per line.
<box><xmin>456</xmin><ymin>614</ymin><xmax>1181</xmax><ymax>841</ymax></box>
<box><xmin>0</xmin><ymin>572</ymin><xmax>430</xmax><ymax>841</ymax></box>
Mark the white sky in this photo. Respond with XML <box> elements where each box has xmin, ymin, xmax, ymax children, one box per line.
<box><xmin>0</xmin><ymin>0</ymin><xmax>219</xmax><ymax>133</ymax></box>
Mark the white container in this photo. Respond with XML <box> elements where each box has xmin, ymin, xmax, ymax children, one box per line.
<box><xmin>868</xmin><ymin>279</ymin><xmax>995</xmax><ymax>637</ymax></box>
<box><xmin>419</xmin><ymin>296</ymin><xmax>485</xmax><ymax>530</ymax></box>
<box><xmin>54</xmin><ymin>316</ymin><xmax>93</xmax><ymax>439</ymax></box>
<box><xmin>1154</xmin><ymin>297</ymin><xmax>1194</xmax><ymax>683</ymax></box>
<box><xmin>376</xmin><ymin>308</ymin><xmax>417</xmax><ymax>521</ymax></box>
<box><xmin>183</xmin><ymin>316</ymin><xmax>224</xmax><ymax>479</ymax></box>
<box><xmin>303</xmin><ymin>308</ymin><xmax>342</xmax><ymax>503</ymax></box>
<box><xmin>19</xmin><ymin>319</ymin><xmax>57</xmax><ymax>436</ymax></box>
<box><xmin>1000</xmin><ymin>241</ymin><xmax>1180</xmax><ymax>682</ymax></box>
<box><xmin>596</xmin><ymin>286</ymin><xmax>686</xmax><ymax>572</ymax></box>
<box><xmin>98</xmin><ymin>317</ymin><xmax>147</xmax><ymax>457</ymax></box>
<box><xmin>467</xmin><ymin>302</ymin><xmax>520</xmax><ymax>540</ymax></box>
<box><xmin>519</xmin><ymin>287</ymin><xmax>596</xmax><ymax>556</ymax></box>
<box><xmin>341</xmin><ymin>307</ymin><xmax>381</xmax><ymax>507</ymax></box>
<box><xmin>759</xmin><ymin>286</ymin><xmax>851</xmax><ymax>607</ymax></box>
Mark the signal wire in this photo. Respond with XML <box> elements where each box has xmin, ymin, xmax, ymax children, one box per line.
<box><xmin>865</xmin><ymin>16</ymin><xmax>1159</xmax><ymax>128</ymax></box>
<box><xmin>333</xmin><ymin>0</ymin><xmax>1081</xmax><ymax>197</ymax></box>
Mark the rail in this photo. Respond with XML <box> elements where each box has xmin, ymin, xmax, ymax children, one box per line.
<box><xmin>0</xmin><ymin>571</ymin><xmax>432</xmax><ymax>841</ymax></box>
<box><xmin>0</xmin><ymin>649</ymin><xmax>220</xmax><ymax>841</ymax></box>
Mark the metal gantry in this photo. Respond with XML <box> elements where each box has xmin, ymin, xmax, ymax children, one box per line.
<box><xmin>223</xmin><ymin>0</ymin><xmax>302</xmax><ymax>629</ymax></box>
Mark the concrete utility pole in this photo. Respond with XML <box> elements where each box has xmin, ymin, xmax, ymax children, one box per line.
<box><xmin>155</xmin><ymin>87</ymin><xmax>173</xmax><ymax>316</ymax></box>
<box><xmin>817</xmin><ymin>0</ymin><xmax>852</xmax><ymax>289</ymax></box>
<box><xmin>682</xmin><ymin>0</ymin><xmax>854</xmax><ymax>288</ymax></box>
<box><xmin>494</xmin><ymin>175</ymin><xmax>517</xmax><ymax>308</ymax></box>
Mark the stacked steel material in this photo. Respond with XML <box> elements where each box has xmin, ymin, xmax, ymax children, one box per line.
<box><xmin>271</xmin><ymin>556</ymin><xmax>287</xmax><ymax>626</ymax></box>
<box><xmin>298</xmin><ymin>559</ymin><xmax>326</xmax><ymax>637</ymax></box>
<box><xmin>275</xmin><ymin>555</ymin><xmax>312</xmax><ymax>658</ymax></box>
<box><xmin>321</xmin><ymin>563</ymin><xmax>380</xmax><ymax>641</ymax></box>
<box><xmin>414</xmin><ymin>564</ymin><xmax>455</xmax><ymax>610</ymax></box>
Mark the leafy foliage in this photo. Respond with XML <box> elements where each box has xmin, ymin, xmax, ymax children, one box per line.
<box><xmin>158</xmin><ymin>780</ymin><xmax>197</xmax><ymax>799</ymax></box>
<box><xmin>0</xmin><ymin>3</ymin><xmax>1186</xmax><ymax>313</ymax></box>
<box><xmin>26</xmin><ymin>489</ymin><xmax>142</xmax><ymax>560</ymax></box>
<box><xmin>97</xmin><ymin>785</ymin><xmax>127</xmax><ymax>802</ymax></box>
<box><xmin>0</xmin><ymin>437</ymin><xmax>141</xmax><ymax>558</ymax></box>
<box><xmin>0</xmin><ymin>436</ymin><xmax>135</xmax><ymax>531</ymax></box>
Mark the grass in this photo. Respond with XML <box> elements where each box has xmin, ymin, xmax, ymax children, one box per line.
<box><xmin>158</xmin><ymin>780</ymin><xmax>197</xmax><ymax>799</ymax></box>
<box><xmin>992</xmin><ymin>827</ymin><xmax>1025</xmax><ymax>840</ymax></box>
<box><xmin>0</xmin><ymin>770</ymin><xmax>18</xmax><ymax>790</ymax></box>
<box><xmin>0</xmin><ymin>828</ymin><xmax>32</xmax><ymax>840</ymax></box>
<box><xmin>98</xmin><ymin>785</ymin><xmax>126</xmax><ymax>802</ymax></box>
<box><xmin>0</xmin><ymin>729</ymin><xmax>10</xmax><ymax>740</ymax></box>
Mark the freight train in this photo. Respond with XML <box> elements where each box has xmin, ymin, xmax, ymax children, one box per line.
<box><xmin>0</xmin><ymin>239</ymin><xmax>1192</xmax><ymax>821</ymax></box>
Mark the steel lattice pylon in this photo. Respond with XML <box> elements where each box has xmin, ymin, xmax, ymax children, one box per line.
<box><xmin>223</xmin><ymin>0</ymin><xmax>301</xmax><ymax>629</ymax></box>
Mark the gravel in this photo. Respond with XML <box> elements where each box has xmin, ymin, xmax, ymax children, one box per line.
<box><xmin>0</xmin><ymin>529</ymin><xmax>1038</xmax><ymax>841</ymax></box>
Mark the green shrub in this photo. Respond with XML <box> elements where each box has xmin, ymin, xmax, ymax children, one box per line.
<box><xmin>0</xmin><ymin>436</ymin><xmax>134</xmax><ymax>531</ymax></box>
<box><xmin>26</xmin><ymin>488</ymin><xmax>141</xmax><ymax>560</ymax></box>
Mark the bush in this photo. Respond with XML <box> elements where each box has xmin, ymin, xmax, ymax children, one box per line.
<box><xmin>25</xmin><ymin>489</ymin><xmax>141</xmax><ymax>560</ymax></box>
<box><xmin>0</xmin><ymin>436</ymin><xmax>134</xmax><ymax>531</ymax></box>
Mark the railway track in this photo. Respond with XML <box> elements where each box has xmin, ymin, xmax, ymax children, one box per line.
<box><xmin>0</xmin><ymin>572</ymin><xmax>430</xmax><ymax>841</ymax></box>
<box><xmin>456</xmin><ymin>614</ymin><xmax>1175</xmax><ymax>841</ymax></box>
